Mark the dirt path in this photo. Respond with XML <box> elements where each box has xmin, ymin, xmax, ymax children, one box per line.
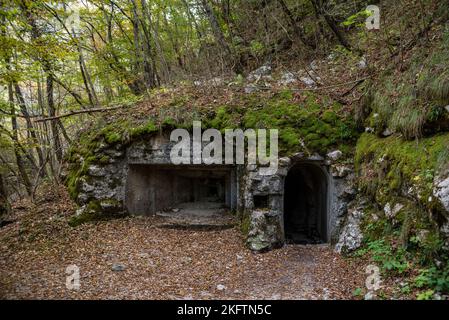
<box><xmin>0</xmin><ymin>211</ymin><xmax>365</xmax><ymax>299</ymax></box>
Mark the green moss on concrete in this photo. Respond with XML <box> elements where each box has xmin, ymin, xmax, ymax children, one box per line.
<box><xmin>68</xmin><ymin>200</ymin><xmax>103</xmax><ymax>227</ymax></box>
<box><xmin>66</xmin><ymin>89</ymin><xmax>358</xmax><ymax>227</ymax></box>
<box><xmin>240</xmin><ymin>213</ymin><xmax>251</xmax><ymax>236</ymax></box>
<box><xmin>68</xmin><ymin>199</ymin><xmax>123</xmax><ymax>227</ymax></box>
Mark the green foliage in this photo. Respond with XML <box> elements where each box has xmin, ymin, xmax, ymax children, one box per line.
<box><xmin>200</xmin><ymin>90</ymin><xmax>358</xmax><ymax>156</ymax></box>
<box><xmin>352</xmin><ymin>287</ymin><xmax>363</xmax><ymax>297</ymax></box>
<box><xmin>367</xmin><ymin>29</ymin><xmax>449</xmax><ymax>139</ymax></box>
<box><xmin>342</xmin><ymin>9</ymin><xmax>371</xmax><ymax>28</ymax></box>
<box><xmin>249</xmin><ymin>40</ymin><xmax>265</xmax><ymax>58</ymax></box>
<box><xmin>416</xmin><ymin>289</ymin><xmax>435</xmax><ymax>300</ymax></box>
<box><xmin>358</xmin><ymin>239</ymin><xmax>409</xmax><ymax>275</ymax></box>
<box><xmin>355</xmin><ymin>132</ymin><xmax>449</xmax><ymax>209</ymax></box>
<box><xmin>356</xmin><ymin>131</ymin><xmax>449</xmax><ymax>296</ymax></box>
<box><xmin>414</xmin><ymin>265</ymin><xmax>449</xmax><ymax>294</ymax></box>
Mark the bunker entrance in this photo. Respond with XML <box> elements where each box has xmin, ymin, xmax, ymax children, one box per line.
<box><xmin>125</xmin><ymin>165</ymin><xmax>236</xmax><ymax>217</ymax></box>
<box><xmin>284</xmin><ymin>163</ymin><xmax>328</xmax><ymax>244</ymax></box>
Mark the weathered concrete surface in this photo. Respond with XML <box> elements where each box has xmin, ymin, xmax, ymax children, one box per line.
<box><xmin>156</xmin><ymin>202</ymin><xmax>236</xmax><ymax>228</ymax></box>
<box><xmin>73</xmin><ymin>133</ymin><xmax>357</xmax><ymax>252</ymax></box>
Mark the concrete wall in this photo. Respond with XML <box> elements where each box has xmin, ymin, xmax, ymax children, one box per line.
<box><xmin>243</xmin><ymin>152</ymin><xmax>356</xmax><ymax>251</ymax></box>
<box><xmin>74</xmin><ymin>132</ymin><xmax>355</xmax><ymax>252</ymax></box>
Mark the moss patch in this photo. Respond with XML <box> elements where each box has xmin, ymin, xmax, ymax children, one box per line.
<box><xmin>355</xmin><ymin>132</ymin><xmax>449</xmax><ymax>209</ymax></box>
<box><xmin>203</xmin><ymin>90</ymin><xmax>358</xmax><ymax>156</ymax></box>
<box><xmin>68</xmin><ymin>199</ymin><xmax>124</xmax><ymax>227</ymax></box>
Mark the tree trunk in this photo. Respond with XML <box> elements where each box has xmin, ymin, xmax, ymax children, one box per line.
<box><xmin>44</xmin><ymin>62</ymin><xmax>63</xmax><ymax>163</ymax></box>
<box><xmin>0</xmin><ymin>172</ymin><xmax>10</xmax><ymax>217</ymax></box>
<box><xmin>310</xmin><ymin>0</ymin><xmax>351</xmax><ymax>50</ymax></box>
<box><xmin>278</xmin><ymin>0</ymin><xmax>315</xmax><ymax>49</ymax></box>
<box><xmin>200</xmin><ymin>0</ymin><xmax>234</xmax><ymax>70</ymax></box>
<box><xmin>14</xmin><ymin>83</ymin><xmax>47</xmax><ymax>177</ymax></box>
<box><xmin>79</xmin><ymin>48</ymin><xmax>99</xmax><ymax>107</ymax></box>
<box><xmin>8</xmin><ymin>83</ymin><xmax>32</xmax><ymax>197</ymax></box>
<box><xmin>140</xmin><ymin>0</ymin><xmax>158</xmax><ymax>88</ymax></box>
<box><xmin>129</xmin><ymin>0</ymin><xmax>147</xmax><ymax>94</ymax></box>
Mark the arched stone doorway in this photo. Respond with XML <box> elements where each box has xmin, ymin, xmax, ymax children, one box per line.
<box><xmin>283</xmin><ymin>163</ymin><xmax>328</xmax><ymax>244</ymax></box>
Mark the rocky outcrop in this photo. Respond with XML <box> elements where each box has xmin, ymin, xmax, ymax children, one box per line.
<box><xmin>434</xmin><ymin>173</ymin><xmax>449</xmax><ymax>215</ymax></box>
<box><xmin>335</xmin><ymin>206</ymin><xmax>364</xmax><ymax>253</ymax></box>
<box><xmin>246</xmin><ymin>209</ymin><xmax>283</xmax><ymax>251</ymax></box>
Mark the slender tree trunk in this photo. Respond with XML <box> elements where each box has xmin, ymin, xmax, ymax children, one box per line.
<box><xmin>130</xmin><ymin>0</ymin><xmax>146</xmax><ymax>94</ymax></box>
<box><xmin>200</xmin><ymin>0</ymin><xmax>234</xmax><ymax>70</ymax></box>
<box><xmin>278</xmin><ymin>0</ymin><xmax>315</xmax><ymax>49</ymax></box>
<box><xmin>78</xmin><ymin>49</ymin><xmax>99</xmax><ymax>107</ymax></box>
<box><xmin>44</xmin><ymin>61</ymin><xmax>63</xmax><ymax>163</ymax></box>
<box><xmin>0</xmin><ymin>172</ymin><xmax>10</xmax><ymax>217</ymax></box>
<box><xmin>182</xmin><ymin>0</ymin><xmax>204</xmax><ymax>41</ymax></box>
<box><xmin>14</xmin><ymin>83</ymin><xmax>47</xmax><ymax>177</ymax></box>
<box><xmin>310</xmin><ymin>0</ymin><xmax>351</xmax><ymax>50</ymax></box>
<box><xmin>8</xmin><ymin>83</ymin><xmax>32</xmax><ymax>197</ymax></box>
<box><xmin>2</xmin><ymin>7</ymin><xmax>33</xmax><ymax>197</ymax></box>
<box><xmin>140</xmin><ymin>0</ymin><xmax>158</xmax><ymax>88</ymax></box>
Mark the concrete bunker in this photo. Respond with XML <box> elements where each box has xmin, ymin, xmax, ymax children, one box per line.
<box><xmin>72</xmin><ymin>131</ymin><xmax>354</xmax><ymax>250</ymax></box>
<box><xmin>283</xmin><ymin>162</ymin><xmax>328</xmax><ymax>244</ymax></box>
<box><xmin>125</xmin><ymin>164</ymin><xmax>237</xmax><ymax>218</ymax></box>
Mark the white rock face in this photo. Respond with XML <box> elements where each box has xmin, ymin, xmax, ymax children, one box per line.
<box><xmin>299</xmin><ymin>76</ymin><xmax>316</xmax><ymax>87</ymax></box>
<box><xmin>335</xmin><ymin>209</ymin><xmax>364</xmax><ymax>253</ymax></box>
<box><xmin>247</xmin><ymin>64</ymin><xmax>271</xmax><ymax>82</ymax></box>
<box><xmin>384</xmin><ymin>202</ymin><xmax>404</xmax><ymax>219</ymax></box>
<box><xmin>327</xmin><ymin>150</ymin><xmax>343</xmax><ymax>161</ymax></box>
<box><xmin>357</xmin><ymin>56</ymin><xmax>367</xmax><ymax>69</ymax></box>
<box><xmin>279</xmin><ymin>71</ymin><xmax>297</xmax><ymax>85</ymax></box>
<box><xmin>434</xmin><ymin>175</ymin><xmax>449</xmax><ymax>214</ymax></box>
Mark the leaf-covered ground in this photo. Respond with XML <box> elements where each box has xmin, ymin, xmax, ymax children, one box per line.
<box><xmin>0</xmin><ymin>185</ymin><xmax>366</xmax><ymax>300</ymax></box>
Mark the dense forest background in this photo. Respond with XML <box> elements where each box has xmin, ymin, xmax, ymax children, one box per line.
<box><xmin>0</xmin><ymin>0</ymin><xmax>448</xmax><ymax>219</ymax></box>
<box><xmin>0</xmin><ymin>0</ymin><xmax>367</xmax><ymax>203</ymax></box>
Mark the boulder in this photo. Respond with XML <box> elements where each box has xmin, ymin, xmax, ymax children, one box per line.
<box><xmin>247</xmin><ymin>64</ymin><xmax>271</xmax><ymax>82</ymax></box>
<box><xmin>278</xmin><ymin>71</ymin><xmax>297</xmax><ymax>85</ymax></box>
<box><xmin>299</xmin><ymin>76</ymin><xmax>316</xmax><ymax>87</ymax></box>
<box><xmin>327</xmin><ymin>150</ymin><xmax>343</xmax><ymax>161</ymax></box>
<box><xmin>335</xmin><ymin>208</ymin><xmax>364</xmax><ymax>253</ymax></box>
<box><xmin>246</xmin><ymin>210</ymin><xmax>282</xmax><ymax>251</ymax></box>
<box><xmin>384</xmin><ymin>202</ymin><xmax>404</xmax><ymax>219</ymax></box>
<box><xmin>331</xmin><ymin>164</ymin><xmax>352</xmax><ymax>178</ymax></box>
<box><xmin>244</xmin><ymin>83</ymin><xmax>258</xmax><ymax>94</ymax></box>
<box><xmin>111</xmin><ymin>263</ymin><xmax>126</xmax><ymax>272</ymax></box>
<box><xmin>434</xmin><ymin>174</ymin><xmax>449</xmax><ymax>215</ymax></box>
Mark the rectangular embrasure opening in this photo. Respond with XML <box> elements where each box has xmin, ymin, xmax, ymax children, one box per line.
<box><xmin>125</xmin><ymin>164</ymin><xmax>236</xmax><ymax>215</ymax></box>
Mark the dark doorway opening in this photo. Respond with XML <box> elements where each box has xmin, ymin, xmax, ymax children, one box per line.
<box><xmin>283</xmin><ymin>163</ymin><xmax>328</xmax><ymax>244</ymax></box>
<box><xmin>125</xmin><ymin>164</ymin><xmax>236</xmax><ymax>215</ymax></box>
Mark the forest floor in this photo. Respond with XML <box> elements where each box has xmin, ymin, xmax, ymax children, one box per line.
<box><xmin>0</xmin><ymin>185</ymin><xmax>367</xmax><ymax>300</ymax></box>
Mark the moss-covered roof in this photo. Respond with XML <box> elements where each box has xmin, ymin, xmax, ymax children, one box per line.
<box><xmin>69</xmin><ymin>87</ymin><xmax>358</xmax><ymax>160</ymax></box>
